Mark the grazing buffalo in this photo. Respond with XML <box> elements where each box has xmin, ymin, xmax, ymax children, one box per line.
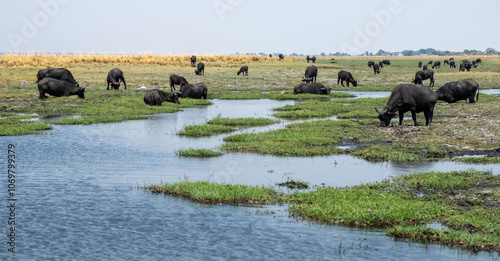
<box><xmin>449</xmin><ymin>60</ymin><xmax>456</xmax><ymax>68</ymax></box>
<box><xmin>472</xmin><ymin>60</ymin><xmax>478</xmax><ymax>68</ymax></box>
<box><xmin>476</xmin><ymin>58</ymin><xmax>481</xmax><ymax>63</ymax></box>
<box><xmin>373</xmin><ymin>63</ymin><xmax>381</xmax><ymax>74</ymax></box>
<box><xmin>293</xmin><ymin>83</ymin><xmax>331</xmax><ymax>95</ymax></box>
<box><xmin>435</xmin><ymin>79</ymin><xmax>479</xmax><ymax>103</ymax></box>
<box><xmin>444</xmin><ymin>59</ymin><xmax>449</xmax><ymax>65</ymax></box>
<box><xmin>169</xmin><ymin>74</ymin><xmax>189</xmax><ymax>92</ymax></box>
<box><xmin>449</xmin><ymin>58</ymin><xmax>454</xmax><ymax>61</ymax></box>
<box><xmin>106</xmin><ymin>68</ymin><xmax>126</xmax><ymax>90</ymax></box>
<box><xmin>418</xmin><ymin>61</ymin><xmax>422</xmax><ymax>68</ymax></box>
<box><xmin>190</xmin><ymin>55</ymin><xmax>197</xmax><ymax>67</ymax></box>
<box><xmin>337</xmin><ymin>70</ymin><xmax>358</xmax><ymax>87</ymax></box>
<box><xmin>376</xmin><ymin>84</ymin><xmax>437</xmax><ymax>127</ymax></box>
<box><xmin>459</xmin><ymin>63</ymin><xmax>466</xmax><ymax>72</ymax></box>
<box><xmin>36</xmin><ymin>67</ymin><xmax>79</xmax><ymax>86</ymax></box>
<box><xmin>382</xmin><ymin>59</ymin><xmax>391</xmax><ymax>65</ymax></box>
<box><xmin>38</xmin><ymin>77</ymin><xmax>85</xmax><ymax>99</ymax></box>
<box><xmin>302</xmin><ymin>65</ymin><xmax>317</xmax><ymax>83</ymax></box>
<box><xmin>237</xmin><ymin>65</ymin><xmax>248</xmax><ymax>76</ymax></box>
<box><xmin>462</xmin><ymin>61</ymin><xmax>472</xmax><ymax>71</ymax></box>
<box><xmin>432</xmin><ymin>61</ymin><xmax>441</xmax><ymax>69</ymax></box>
<box><xmin>413</xmin><ymin>69</ymin><xmax>435</xmax><ymax>87</ymax></box>
<box><xmin>423</xmin><ymin>65</ymin><xmax>428</xmax><ymax>70</ymax></box>
<box><xmin>179</xmin><ymin>82</ymin><xmax>208</xmax><ymax>99</ymax></box>
<box><xmin>427</xmin><ymin>61</ymin><xmax>433</xmax><ymax>65</ymax></box>
<box><xmin>195</xmin><ymin>62</ymin><xmax>205</xmax><ymax>75</ymax></box>
<box><xmin>279</xmin><ymin>54</ymin><xmax>284</xmax><ymax>60</ymax></box>
<box><xmin>144</xmin><ymin>89</ymin><xmax>180</xmax><ymax>105</ymax></box>
<box><xmin>378</xmin><ymin>61</ymin><xmax>384</xmax><ymax>68</ymax></box>
<box><xmin>368</xmin><ymin>61</ymin><xmax>375</xmax><ymax>67</ymax></box>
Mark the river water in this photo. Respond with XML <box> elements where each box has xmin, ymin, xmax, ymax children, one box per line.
<box><xmin>1</xmin><ymin>96</ymin><xmax>499</xmax><ymax>260</ymax></box>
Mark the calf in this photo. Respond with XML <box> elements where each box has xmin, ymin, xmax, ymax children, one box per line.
<box><xmin>195</xmin><ymin>62</ymin><xmax>205</xmax><ymax>75</ymax></box>
<box><xmin>293</xmin><ymin>83</ymin><xmax>331</xmax><ymax>95</ymax></box>
<box><xmin>435</xmin><ymin>78</ymin><xmax>479</xmax><ymax>103</ymax></box>
<box><xmin>169</xmin><ymin>74</ymin><xmax>189</xmax><ymax>92</ymax></box>
<box><xmin>107</xmin><ymin>68</ymin><xmax>126</xmax><ymax>90</ymax></box>
<box><xmin>413</xmin><ymin>69</ymin><xmax>435</xmax><ymax>87</ymax></box>
<box><xmin>179</xmin><ymin>82</ymin><xmax>208</xmax><ymax>99</ymax></box>
<box><xmin>144</xmin><ymin>89</ymin><xmax>180</xmax><ymax>105</ymax></box>
<box><xmin>237</xmin><ymin>65</ymin><xmax>248</xmax><ymax>76</ymax></box>
<box><xmin>38</xmin><ymin>77</ymin><xmax>85</xmax><ymax>99</ymax></box>
<box><xmin>337</xmin><ymin>70</ymin><xmax>358</xmax><ymax>87</ymax></box>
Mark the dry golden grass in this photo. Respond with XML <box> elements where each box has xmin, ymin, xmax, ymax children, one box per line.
<box><xmin>0</xmin><ymin>53</ymin><xmax>294</xmax><ymax>67</ymax></box>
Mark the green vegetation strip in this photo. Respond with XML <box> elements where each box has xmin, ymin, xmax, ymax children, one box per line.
<box><xmin>0</xmin><ymin>115</ymin><xmax>52</xmax><ymax>136</ymax></box>
<box><xmin>178</xmin><ymin>117</ymin><xmax>278</xmax><ymax>137</ymax></box>
<box><xmin>148</xmin><ymin>169</ymin><xmax>500</xmax><ymax>252</ymax></box>
<box><xmin>176</xmin><ymin>148</ymin><xmax>224</xmax><ymax>157</ymax></box>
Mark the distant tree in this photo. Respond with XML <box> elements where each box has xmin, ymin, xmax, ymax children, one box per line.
<box><xmin>486</xmin><ymin>48</ymin><xmax>497</xmax><ymax>54</ymax></box>
<box><xmin>290</xmin><ymin>53</ymin><xmax>298</xmax><ymax>56</ymax></box>
<box><xmin>376</xmin><ymin>49</ymin><xmax>386</xmax><ymax>56</ymax></box>
<box><xmin>258</xmin><ymin>52</ymin><xmax>267</xmax><ymax>56</ymax></box>
<box><xmin>320</xmin><ymin>52</ymin><xmax>326</xmax><ymax>56</ymax></box>
<box><xmin>401</xmin><ymin>50</ymin><xmax>414</xmax><ymax>56</ymax></box>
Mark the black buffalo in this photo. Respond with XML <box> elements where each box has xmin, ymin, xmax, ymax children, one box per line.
<box><xmin>378</xmin><ymin>61</ymin><xmax>384</xmax><ymax>68</ymax></box>
<box><xmin>432</xmin><ymin>61</ymin><xmax>441</xmax><ymax>69</ymax></box>
<box><xmin>382</xmin><ymin>59</ymin><xmax>391</xmax><ymax>65</ymax></box>
<box><xmin>179</xmin><ymin>82</ymin><xmax>208</xmax><ymax>99</ymax></box>
<box><xmin>279</xmin><ymin>54</ymin><xmax>284</xmax><ymax>60</ymax></box>
<box><xmin>376</xmin><ymin>84</ymin><xmax>437</xmax><ymax>127</ymax></box>
<box><xmin>169</xmin><ymin>74</ymin><xmax>189</xmax><ymax>92</ymax></box>
<box><xmin>144</xmin><ymin>89</ymin><xmax>180</xmax><ymax>106</ymax></box>
<box><xmin>444</xmin><ymin>59</ymin><xmax>449</xmax><ymax>65</ymax></box>
<box><xmin>338</xmin><ymin>70</ymin><xmax>358</xmax><ymax>87</ymax></box>
<box><xmin>373</xmin><ymin>63</ymin><xmax>381</xmax><ymax>74</ymax></box>
<box><xmin>476</xmin><ymin>58</ymin><xmax>481</xmax><ymax>63</ymax></box>
<box><xmin>413</xmin><ymin>69</ymin><xmax>435</xmax><ymax>87</ymax></box>
<box><xmin>190</xmin><ymin>55</ymin><xmax>197</xmax><ymax>67</ymax></box>
<box><xmin>301</xmin><ymin>65</ymin><xmax>317</xmax><ymax>83</ymax></box>
<box><xmin>195</xmin><ymin>62</ymin><xmax>205</xmax><ymax>75</ymax></box>
<box><xmin>306</xmin><ymin>55</ymin><xmax>311</xmax><ymax>63</ymax></box>
<box><xmin>38</xmin><ymin>77</ymin><xmax>85</xmax><ymax>99</ymax></box>
<box><xmin>418</xmin><ymin>61</ymin><xmax>422</xmax><ymax>68</ymax></box>
<box><xmin>36</xmin><ymin>67</ymin><xmax>79</xmax><ymax>86</ymax></box>
<box><xmin>459</xmin><ymin>63</ymin><xmax>466</xmax><ymax>72</ymax></box>
<box><xmin>472</xmin><ymin>60</ymin><xmax>478</xmax><ymax>68</ymax></box>
<box><xmin>423</xmin><ymin>65</ymin><xmax>428</xmax><ymax>71</ymax></box>
<box><xmin>461</xmin><ymin>61</ymin><xmax>472</xmax><ymax>71</ymax></box>
<box><xmin>106</xmin><ymin>68</ymin><xmax>126</xmax><ymax>90</ymax></box>
<box><xmin>293</xmin><ymin>83</ymin><xmax>331</xmax><ymax>95</ymax></box>
<box><xmin>449</xmin><ymin>58</ymin><xmax>454</xmax><ymax>61</ymax></box>
<box><xmin>449</xmin><ymin>60</ymin><xmax>456</xmax><ymax>68</ymax></box>
<box><xmin>368</xmin><ymin>61</ymin><xmax>375</xmax><ymax>67</ymax></box>
<box><xmin>427</xmin><ymin>61</ymin><xmax>433</xmax><ymax>65</ymax></box>
<box><xmin>435</xmin><ymin>79</ymin><xmax>479</xmax><ymax>103</ymax></box>
<box><xmin>306</xmin><ymin>56</ymin><xmax>316</xmax><ymax>63</ymax></box>
<box><xmin>237</xmin><ymin>65</ymin><xmax>248</xmax><ymax>76</ymax></box>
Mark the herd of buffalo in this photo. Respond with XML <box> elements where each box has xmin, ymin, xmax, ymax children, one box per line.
<box><xmin>34</xmin><ymin>56</ymin><xmax>482</xmax><ymax>127</ymax></box>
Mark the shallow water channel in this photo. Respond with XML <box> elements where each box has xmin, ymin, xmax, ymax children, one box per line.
<box><xmin>1</xmin><ymin>95</ymin><xmax>499</xmax><ymax>260</ymax></box>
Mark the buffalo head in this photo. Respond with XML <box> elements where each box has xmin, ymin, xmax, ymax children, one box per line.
<box><xmin>77</xmin><ymin>87</ymin><xmax>85</xmax><ymax>99</ymax></box>
<box><xmin>375</xmin><ymin>107</ymin><xmax>395</xmax><ymax>127</ymax></box>
<box><xmin>301</xmin><ymin>77</ymin><xmax>313</xmax><ymax>83</ymax></box>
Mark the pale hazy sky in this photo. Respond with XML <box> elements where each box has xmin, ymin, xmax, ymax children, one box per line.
<box><xmin>1</xmin><ymin>0</ymin><xmax>499</xmax><ymax>55</ymax></box>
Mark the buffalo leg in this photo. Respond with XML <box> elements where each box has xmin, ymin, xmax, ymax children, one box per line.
<box><xmin>122</xmin><ymin>78</ymin><xmax>127</xmax><ymax>90</ymax></box>
<box><xmin>107</xmin><ymin>81</ymin><xmax>110</xmax><ymax>90</ymax></box>
<box><xmin>398</xmin><ymin>111</ymin><xmax>404</xmax><ymax>125</ymax></box>
<box><xmin>411</xmin><ymin>111</ymin><xmax>417</xmax><ymax>126</ymax></box>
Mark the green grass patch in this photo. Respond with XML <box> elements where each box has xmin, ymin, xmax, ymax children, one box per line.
<box><xmin>178</xmin><ymin>124</ymin><xmax>236</xmax><ymax>137</ymax></box>
<box><xmin>148</xmin><ymin>181</ymin><xmax>284</xmax><ymax>204</ymax></box>
<box><xmin>0</xmin><ymin>115</ymin><xmax>52</xmax><ymax>136</ymax></box>
<box><xmin>176</xmin><ymin>148</ymin><xmax>224</xmax><ymax>157</ymax></box>
<box><xmin>178</xmin><ymin>116</ymin><xmax>278</xmax><ymax>137</ymax></box>
<box><xmin>451</xmin><ymin>157</ymin><xmax>500</xmax><ymax>164</ymax></box>
<box><xmin>207</xmin><ymin>116</ymin><xmax>277</xmax><ymax>126</ymax></box>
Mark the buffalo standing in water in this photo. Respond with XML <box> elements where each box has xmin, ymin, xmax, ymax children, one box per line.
<box><xmin>107</xmin><ymin>68</ymin><xmax>127</xmax><ymax>90</ymax></box>
<box><xmin>376</xmin><ymin>84</ymin><xmax>437</xmax><ymax>127</ymax></box>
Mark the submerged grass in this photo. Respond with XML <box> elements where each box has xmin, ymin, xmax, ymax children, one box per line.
<box><xmin>147</xmin><ymin>169</ymin><xmax>500</xmax><ymax>252</ymax></box>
